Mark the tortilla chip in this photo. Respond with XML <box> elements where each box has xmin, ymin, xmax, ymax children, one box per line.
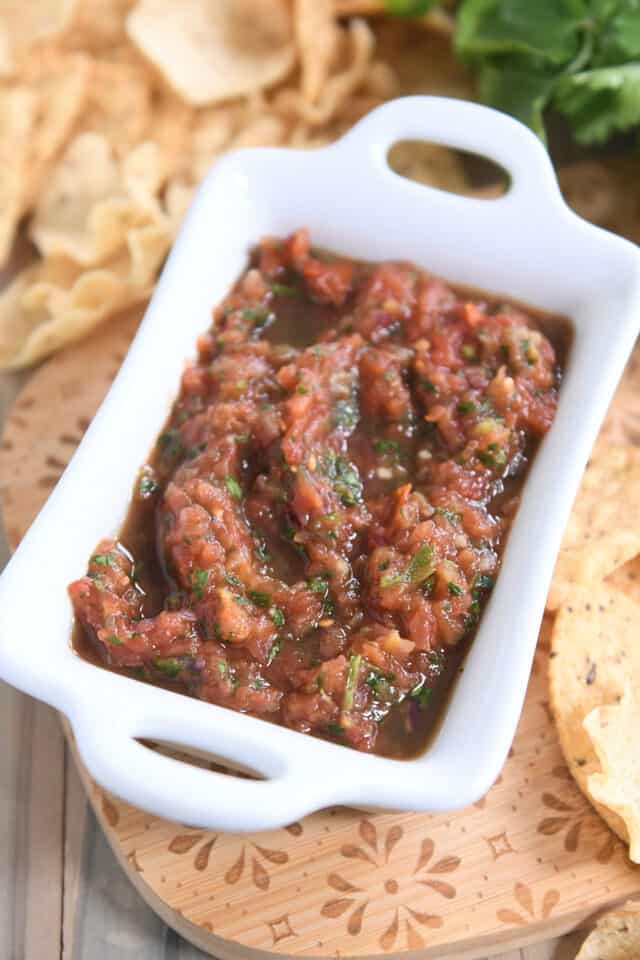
<box><xmin>0</xmin><ymin>86</ymin><xmax>36</xmax><ymax>265</ymax></box>
<box><xmin>549</xmin><ymin>584</ymin><xmax>640</xmax><ymax>848</ymax></box>
<box><xmin>21</xmin><ymin>49</ymin><xmax>92</xmax><ymax>202</ymax></box>
<box><xmin>126</xmin><ymin>0</ymin><xmax>295</xmax><ymax>106</ymax></box>
<box><xmin>548</xmin><ymin>531</ymin><xmax>640</xmax><ymax>611</ymax></box>
<box><xmin>0</xmin><ymin>0</ymin><xmax>76</xmax><ymax>75</ymax></box>
<box><xmin>147</xmin><ymin>91</ymin><xmax>194</xmax><ymax>182</ymax></box>
<box><xmin>584</xmin><ymin>687</ymin><xmax>640</xmax><ymax>863</ymax></box>
<box><xmin>547</xmin><ymin>441</ymin><xmax>640</xmax><ymax>610</ymax></box>
<box><xmin>576</xmin><ymin>900</ymin><xmax>640</xmax><ymax>959</ymax></box>
<box><xmin>185</xmin><ymin>105</ymin><xmax>237</xmax><ymax>183</ymax></box>
<box><xmin>163</xmin><ymin>178</ymin><xmax>194</xmax><ymax>233</ymax></box>
<box><xmin>0</xmin><ymin>245</ymin><xmax>157</xmax><ymax>370</ymax></box>
<box><xmin>77</xmin><ymin>59</ymin><xmax>151</xmax><ymax>154</ymax></box>
<box><xmin>274</xmin><ymin>17</ymin><xmax>376</xmax><ymax>126</ymax></box>
<box><xmin>295</xmin><ymin>0</ymin><xmax>341</xmax><ymax>104</ymax></box>
<box><xmin>60</xmin><ymin>0</ymin><xmax>135</xmax><ymax>52</ymax></box>
<box><xmin>607</xmin><ymin>554</ymin><xmax>640</xmax><ymax>606</ymax></box>
<box><xmin>125</xmin><ymin>219</ymin><xmax>171</xmax><ymax>289</ymax></box>
<box><xmin>30</xmin><ymin>135</ymin><xmax>164</xmax><ymax>265</ymax></box>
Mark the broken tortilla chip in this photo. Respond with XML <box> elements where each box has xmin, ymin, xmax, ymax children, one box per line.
<box><xmin>0</xmin><ymin>246</ymin><xmax>157</xmax><ymax>370</ymax></box>
<box><xmin>576</xmin><ymin>899</ymin><xmax>640</xmax><ymax>959</ymax></box>
<box><xmin>126</xmin><ymin>0</ymin><xmax>295</xmax><ymax>106</ymax></box>
<box><xmin>20</xmin><ymin>48</ymin><xmax>92</xmax><ymax>204</ymax></box>
<box><xmin>547</xmin><ymin>441</ymin><xmax>640</xmax><ymax>610</ymax></box>
<box><xmin>548</xmin><ymin>530</ymin><xmax>640</xmax><ymax>611</ymax></box>
<box><xmin>606</xmin><ymin>553</ymin><xmax>640</xmax><ymax>606</ymax></box>
<box><xmin>60</xmin><ymin>0</ymin><xmax>135</xmax><ymax>53</ymax></box>
<box><xmin>275</xmin><ymin>17</ymin><xmax>376</xmax><ymax>126</ymax></box>
<box><xmin>0</xmin><ymin>86</ymin><xmax>36</xmax><ymax>265</ymax></box>
<box><xmin>0</xmin><ymin>0</ymin><xmax>76</xmax><ymax>75</ymax></box>
<box><xmin>30</xmin><ymin>135</ymin><xmax>164</xmax><ymax>265</ymax></box>
<box><xmin>584</xmin><ymin>687</ymin><xmax>640</xmax><ymax>863</ymax></box>
<box><xmin>549</xmin><ymin>583</ymin><xmax>640</xmax><ymax>849</ymax></box>
<box><xmin>77</xmin><ymin>58</ymin><xmax>151</xmax><ymax>154</ymax></box>
<box><xmin>295</xmin><ymin>0</ymin><xmax>341</xmax><ymax>105</ymax></box>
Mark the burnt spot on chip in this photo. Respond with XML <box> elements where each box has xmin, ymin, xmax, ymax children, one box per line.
<box><xmin>585</xmin><ymin>661</ymin><xmax>597</xmax><ymax>685</ymax></box>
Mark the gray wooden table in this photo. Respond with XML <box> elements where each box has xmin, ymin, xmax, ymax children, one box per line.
<box><xmin>0</xmin><ymin>373</ymin><xmax>587</xmax><ymax>960</ymax></box>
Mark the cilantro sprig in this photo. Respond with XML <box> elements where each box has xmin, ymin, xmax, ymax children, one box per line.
<box><xmin>454</xmin><ymin>0</ymin><xmax>640</xmax><ymax>144</ymax></box>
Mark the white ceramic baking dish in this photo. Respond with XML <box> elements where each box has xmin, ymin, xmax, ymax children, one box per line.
<box><xmin>0</xmin><ymin>96</ymin><xmax>639</xmax><ymax>833</ymax></box>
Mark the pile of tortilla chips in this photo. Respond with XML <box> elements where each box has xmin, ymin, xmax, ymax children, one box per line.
<box><xmin>548</xmin><ymin>430</ymin><xmax>640</xmax><ymax>865</ymax></box>
<box><xmin>0</xmin><ymin>0</ymin><xmax>424</xmax><ymax>368</ymax></box>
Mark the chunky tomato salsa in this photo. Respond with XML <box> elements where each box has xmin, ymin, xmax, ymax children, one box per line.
<box><xmin>70</xmin><ymin>229</ymin><xmax>568</xmax><ymax>758</ymax></box>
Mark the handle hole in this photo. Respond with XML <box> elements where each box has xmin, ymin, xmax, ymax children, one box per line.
<box><xmin>140</xmin><ymin>738</ymin><xmax>264</xmax><ymax>780</ymax></box>
<box><xmin>387</xmin><ymin>140</ymin><xmax>510</xmax><ymax>199</ymax></box>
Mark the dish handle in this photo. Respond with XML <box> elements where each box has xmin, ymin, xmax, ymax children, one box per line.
<box><xmin>333</xmin><ymin>94</ymin><xmax>563</xmax><ymax>216</ymax></box>
<box><xmin>71</xmin><ymin>691</ymin><xmax>343</xmax><ymax>832</ymax></box>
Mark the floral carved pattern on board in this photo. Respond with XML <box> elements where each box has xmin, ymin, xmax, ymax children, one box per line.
<box><xmin>536</xmin><ymin>791</ymin><xmax>617</xmax><ymax>862</ymax></box>
<box><xmin>497</xmin><ymin>882</ymin><xmax>560</xmax><ymax>927</ymax></box>
<box><xmin>320</xmin><ymin>820</ymin><xmax>461</xmax><ymax>951</ymax></box>
<box><xmin>168</xmin><ymin>832</ymin><xmax>218</xmax><ymax>872</ymax></box>
<box><xmin>224</xmin><ymin>842</ymin><xmax>289</xmax><ymax>891</ymax></box>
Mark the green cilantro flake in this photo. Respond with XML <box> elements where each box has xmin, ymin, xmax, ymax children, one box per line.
<box><xmin>269</xmin><ymin>606</ymin><xmax>285</xmax><ymax>628</ymax></box>
<box><xmin>270</xmin><ymin>282</ymin><xmax>298</xmax><ymax>297</ymax></box>
<box><xmin>192</xmin><ymin>568</ymin><xmax>209</xmax><ymax>599</ymax></box>
<box><xmin>409</xmin><ymin>678</ymin><xmax>432</xmax><ymax>709</ymax></box>
<box><xmin>154</xmin><ymin>657</ymin><xmax>183</xmax><ymax>678</ymax></box>
<box><xmin>266</xmin><ymin>638</ymin><xmax>281</xmax><ymax>666</ymax></box>
<box><xmin>91</xmin><ymin>553</ymin><xmax>114</xmax><ymax>567</ymax></box>
<box><xmin>248</xmin><ymin>589</ymin><xmax>271</xmax><ymax>608</ymax></box>
<box><xmin>225</xmin><ymin>475</ymin><xmax>243</xmax><ymax>500</ymax></box>
<box><xmin>406</xmin><ymin>544</ymin><xmax>435</xmax><ymax>584</ymax></box>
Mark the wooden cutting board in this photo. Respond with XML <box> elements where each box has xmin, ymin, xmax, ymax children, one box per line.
<box><xmin>1</xmin><ymin>309</ymin><xmax>639</xmax><ymax>960</ymax></box>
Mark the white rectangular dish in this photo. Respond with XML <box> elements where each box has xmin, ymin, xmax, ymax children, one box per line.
<box><xmin>0</xmin><ymin>96</ymin><xmax>639</xmax><ymax>833</ymax></box>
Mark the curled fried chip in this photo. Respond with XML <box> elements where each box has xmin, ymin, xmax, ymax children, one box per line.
<box><xmin>0</xmin><ymin>244</ymin><xmax>160</xmax><ymax>369</ymax></box>
<box><xmin>576</xmin><ymin>899</ymin><xmax>640</xmax><ymax>959</ymax></box>
<box><xmin>0</xmin><ymin>87</ymin><xmax>36</xmax><ymax>265</ymax></box>
<box><xmin>60</xmin><ymin>0</ymin><xmax>135</xmax><ymax>52</ymax></box>
<box><xmin>77</xmin><ymin>59</ymin><xmax>151</xmax><ymax>154</ymax></box>
<box><xmin>274</xmin><ymin>17</ymin><xmax>376</xmax><ymax>126</ymax></box>
<box><xmin>295</xmin><ymin>0</ymin><xmax>341</xmax><ymax>104</ymax></box>
<box><xmin>126</xmin><ymin>0</ymin><xmax>295</xmax><ymax>106</ymax></box>
<box><xmin>549</xmin><ymin>583</ymin><xmax>640</xmax><ymax>849</ymax></box>
<box><xmin>20</xmin><ymin>49</ymin><xmax>92</xmax><ymax>204</ymax></box>
<box><xmin>0</xmin><ymin>0</ymin><xmax>76</xmax><ymax>75</ymax></box>
<box><xmin>547</xmin><ymin>441</ymin><xmax>640</xmax><ymax>610</ymax></box>
<box><xmin>584</xmin><ymin>687</ymin><xmax>640</xmax><ymax>863</ymax></box>
<box><xmin>30</xmin><ymin>135</ymin><xmax>164</xmax><ymax>265</ymax></box>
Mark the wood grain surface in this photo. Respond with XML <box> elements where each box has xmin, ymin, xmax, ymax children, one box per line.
<box><xmin>0</xmin><ymin>307</ymin><xmax>639</xmax><ymax>959</ymax></box>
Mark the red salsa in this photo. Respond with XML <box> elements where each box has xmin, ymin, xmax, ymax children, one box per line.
<box><xmin>69</xmin><ymin>229</ymin><xmax>568</xmax><ymax>758</ymax></box>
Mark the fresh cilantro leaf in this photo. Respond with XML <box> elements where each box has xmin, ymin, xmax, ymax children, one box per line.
<box><xmin>455</xmin><ymin>0</ymin><xmax>584</xmax><ymax>67</ymax></box>
<box><xmin>91</xmin><ymin>553</ymin><xmax>114</xmax><ymax>567</ymax></box>
<box><xmin>192</xmin><ymin>568</ymin><xmax>209</xmax><ymax>599</ymax></box>
<box><xmin>554</xmin><ymin>63</ymin><xmax>640</xmax><ymax>143</ymax></box>
<box><xmin>406</xmin><ymin>544</ymin><xmax>435</xmax><ymax>584</ymax></box>
<box><xmin>225</xmin><ymin>475</ymin><xmax>243</xmax><ymax>500</ymax></box>
<box><xmin>248</xmin><ymin>589</ymin><xmax>271</xmax><ymax>608</ymax></box>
